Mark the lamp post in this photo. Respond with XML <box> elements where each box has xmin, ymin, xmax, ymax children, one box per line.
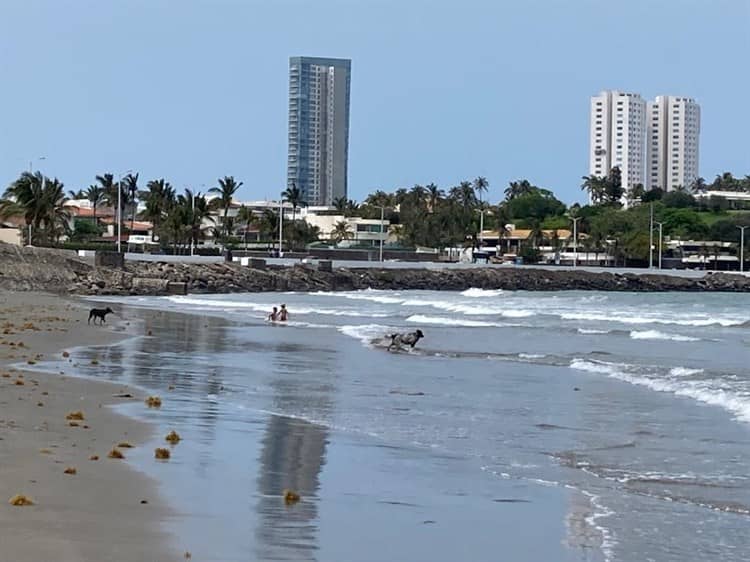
<box><xmin>571</xmin><ymin>216</ymin><xmax>581</xmax><ymax>268</ymax></box>
<box><xmin>190</xmin><ymin>190</ymin><xmax>196</xmax><ymax>257</ymax></box>
<box><xmin>116</xmin><ymin>169</ymin><xmax>132</xmax><ymax>254</ymax></box>
<box><xmin>655</xmin><ymin>222</ymin><xmax>663</xmax><ymax>269</ymax></box>
<box><xmin>738</xmin><ymin>226</ymin><xmax>748</xmax><ymax>273</ymax></box>
<box><xmin>27</xmin><ymin>156</ymin><xmax>46</xmax><ymax>246</ymax></box>
<box><xmin>378</xmin><ymin>205</ymin><xmax>385</xmax><ymax>262</ymax></box>
<box><xmin>278</xmin><ymin>197</ymin><xmax>283</xmax><ymax>258</ymax></box>
<box><xmin>648</xmin><ymin>202</ymin><xmax>654</xmax><ymax>269</ymax></box>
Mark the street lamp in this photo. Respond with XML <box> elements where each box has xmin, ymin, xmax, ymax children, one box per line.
<box><xmin>116</xmin><ymin>169</ymin><xmax>133</xmax><ymax>253</ymax></box>
<box><xmin>571</xmin><ymin>216</ymin><xmax>581</xmax><ymax>267</ymax></box>
<box><xmin>376</xmin><ymin>205</ymin><xmax>386</xmax><ymax>262</ymax></box>
<box><xmin>648</xmin><ymin>202</ymin><xmax>654</xmax><ymax>269</ymax></box>
<box><xmin>738</xmin><ymin>226</ymin><xmax>748</xmax><ymax>273</ymax></box>
<box><xmin>27</xmin><ymin>156</ymin><xmax>46</xmax><ymax>246</ymax></box>
<box><xmin>654</xmin><ymin>222</ymin><xmax>663</xmax><ymax>269</ymax></box>
<box><xmin>278</xmin><ymin>196</ymin><xmax>284</xmax><ymax>258</ymax></box>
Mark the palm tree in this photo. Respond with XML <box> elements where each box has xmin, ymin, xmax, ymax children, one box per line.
<box><xmin>473</xmin><ymin>177</ymin><xmax>489</xmax><ymax>203</ymax></box>
<box><xmin>426</xmin><ymin>183</ymin><xmax>443</xmax><ymax>213</ymax></box>
<box><xmin>140</xmin><ymin>179</ymin><xmax>175</xmax><ymax>242</ymax></box>
<box><xmin>504</xmin><ymin>179</ymin><xmax>534</xmax><ymax>201</ymax></box>
<box><xmin>209</xmin><ymin>176</ymin><xmax>243</xmax><ymax>236</ymax></box>
<box><xmin>2</xmin><ymin>172</ymin><xmax>70</xmax><ymax>244</ymax></box>
<box><xmin>67</xmin><ymin>189</ymin><xmax>85</xmax><ymax>200</ymax></box>
<box><xmin>331</xmin><ymin>220</ymin><xmax>353</xmax><ymax>245</ymax></box>
<box><xmin>282</xmin><ymin>184</ymin><xmax>307</xmax><ymax>222</ymax></box>
<box><xmin>121</xmin><ymin>173</ymin><xmax>140</xmax><ymax>232</ymax></box>
<box><xmin>96</xmin><ymin>173</ymin><xmax>118</xmax><ymax>207</ymax></box>
<box><xmin>85</xmin><ymin>185</ymin><xmax>104</xmax><ymax>227</ymax></box>
<box><xmin>236</xmin><ymin>205</ymin><xmax>256</xmax><ymax>249</ymax></box>
<box><xmin>581</xmin><ymin>175</ymin><xmax>607</xmax><ymax>204</ymax></box>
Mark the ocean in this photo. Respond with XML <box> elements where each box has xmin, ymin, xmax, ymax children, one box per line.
<box><xmin>54</xmin><ymin>289</ymin><xmax>750</xmax><ymax>561</ymax></box>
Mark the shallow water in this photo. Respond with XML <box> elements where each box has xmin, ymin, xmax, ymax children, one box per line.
<box><xmin>59</xmin><ymin>289</ymin><xmax>750</xmax><ymax>561</ymax></box>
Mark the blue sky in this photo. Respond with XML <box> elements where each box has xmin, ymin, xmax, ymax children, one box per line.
<box><xmin>1</xmin><ymin>0</ymin><xmax>748</xmax><ymax>205</ymax></box>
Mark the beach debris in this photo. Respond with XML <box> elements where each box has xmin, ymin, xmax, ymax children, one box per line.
<box><xmin>140</xmin><ymin>499</ymin><xmax>148</xmax><ymax>504</ymax></box>
<box><xmin>147</xmin><ymin>330</ymin><xmax>152</xmax><ymax>336</ymax></box>
<box><xmin>63</xmin><ymin>467</ymin><xmax>77</xmax><ymax>475</ymax></box>
<box><xmin>1</xmin><ymin>373</ymin><xmax>9</xmax><ymax>378</ymax></box>
<box><xmin>573</xmin><ymin>387</ymin><xmax>580</xmax><ymax>391</ymax></box>
<box><xmin>14</xmin><ymin>379</ymin><xmax>25</xmax><ymax>386</ymax></box>
<box><xmin>89</xmin><ymin>455</ymin><xmax>99</xmax><ymax>461</ymax></box>
<box><xmin>107</xmin><ymin>448</ymin><xmax>125</xmax><ymax>459</ymax></box>
<box><xmin>26</xmin><ymin>360</ymin><xmax>36</xmax><ymax>365</ymax></box>
<box><xmin>62</xmin><ymin>351</ymin><xmax>70</xmax><ymax>358</ymax></box>
<box><xmin>145</xmin><ymin>396</ymin><xmax>162</xmax><ymax>408</ymax></box>
<box><xmin>41</xmin><ymin>391</ymin><xmax>48</xmax><ymax>395</ymax></box>
<box><xmin>69</xmin><ymin>421</ymin><xmax>80</xmax><ymax>427</ymax></box>
<box><xmin>37</xmin><ymin>402</ymin><xmax>44</xmax><ymax>407</ymax></box>
<box><xmin>90</xmin><ymin>359</ymin><xmax>99</xmax><ymax>365</ymax></box>
<box><xmin>283</xmin><ymin>489</ymin><xmax>301</xmax><ymax>505</ymax></box>
<box><xmin>83</xmin><ymin>425</ymin><xmax>90</xmax><ymax>429</ymax></box>
<box><xmin>165</xmin><ymin>430</ymin><xmax>181</xmax><ymax>444</ymax></box>
<box><xmin>39</xmin><ymin>448</ymin><xmax>53</xmax><ymax>455</ymax></box>
<box><xmin>154</xmin><ymin>447</ymin><xmax>170</xmax><ymax>460</ymax></box>
<box><xmin>168</xmin><ymin>384</ymin><xmax>175</xmax><ymax>390</ymax></box>
<box><xmin>113</xmin><ymin>392</ymin><xmax>134</xmax><ymax>398</ymax></box>
<box><xmin>117</xmin><ymin>441</ymin><xmax>134</xmax><ymax>448</ymax></box>
<box><xmin>8</xmin><ymin>494</ymin><xmax>34</xmax><ymax>506</ymax></box>
<box><xmin>184</xmin><ymin>552</ymin><xmax>192</xmax><ymax>560</ymax></box>
<box><xmin>66</xmin><ymin>411</ymin><xmax>85</xmax><ymax>421</ymax></box>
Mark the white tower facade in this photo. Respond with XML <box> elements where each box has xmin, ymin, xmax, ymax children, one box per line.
<box><xmin>589</xmin><ymin>91</ymin><xmax>646</xmax><ymax>192</ymax></box>
<box><xmin>646</xmin><ymin>96</ymin><xmax>700</xmax><ymax>191</ymax></box>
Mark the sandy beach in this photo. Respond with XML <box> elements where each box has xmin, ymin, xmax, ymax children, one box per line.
<box><xmin>0</xmin><ymin>291</ymin><xmax>176</xmax><ymax>562</ymax></box>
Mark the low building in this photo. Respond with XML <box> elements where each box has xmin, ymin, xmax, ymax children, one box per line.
<box><xmin>300</xmin><ymin>208</ymin><xmax>391</xmax><ymax>247</ymax></box>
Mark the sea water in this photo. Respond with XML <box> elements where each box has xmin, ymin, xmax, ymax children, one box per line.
<box><xmin>61</xmin><ymin>289</ymin><xmax>750</xmax><ymax>561</ymax></box>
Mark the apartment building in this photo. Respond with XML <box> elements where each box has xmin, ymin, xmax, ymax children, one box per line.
<box><xmin>589</xmin><ymin>90</ymin><xmax>646</xmax><ymax>191</ymax></box>
<box><xmin>287</xmin><ymin>56</ymin><xmax>352</xmax><ymax>207</ymax></box>
<box><xmin>646</xmin><ymin>96</ymin><xmax>701</xmax><ymax>191</ymax></box>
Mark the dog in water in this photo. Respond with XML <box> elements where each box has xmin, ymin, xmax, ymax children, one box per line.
<box><xmin>387</xmin><ymin>329</ymin><xmax>424</xmax><ymax>351</ymax></box>
<box><xmin>88</xmin><ymin>307</ymin><xmax>114</xmax><ymax>325</ymax></box>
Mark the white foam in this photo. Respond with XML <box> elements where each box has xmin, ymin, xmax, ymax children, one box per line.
<box><xmin>519</xmin><ymin>353</ymin><xmax>546</xmax><ymax>359</ymax></box>
<box><xmin>562</xmin><ymin>311</ymin><xmax>746</xmax><ymax>327</ymax></box>
<box><xmin>460</xmin><ymin>288</ymin><xmax>504</xmax><ymax>298</ymax></box>
<box><xmin>570</xmin><ymin>359</ymin><xmax>750</xmax><ymax>423</ymax></box>
<box><xmin>669</xmin><ymin>367</ymin><xmax>705</xmax><ymax>377</ymax></box>
<box><xmin>338</xmin><ymin>324</ymin><xmax>391</xmax><ymax>347</ymax></box>
<box><xmin>164</xmin><ymin>296</ymin><xmax>387</xmax><ymax>317</ymax></box>
<box><xmin>405</xmin><ymin>315</ymin><xmax>507</xmax><ymax>328</ymax></box>
<box><xmin>577</xmin><ymin>328</ymin><xmax>611</xmax><ymax>335</ymax></box>
<box><xmin>629</xmin><ymin>330</ymin><xmax>699</xmax><ymax>342</ymax></box>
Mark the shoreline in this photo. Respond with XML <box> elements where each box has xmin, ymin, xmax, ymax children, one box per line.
<box><xmin>0</xmin><ymin>291</ymin><xmax>178</xmax><ymax>562</ymax></box>
<box><xmin>2</xmin><ymin>244</ymin><xmax>750</xmax><ymax>295</ymax></box>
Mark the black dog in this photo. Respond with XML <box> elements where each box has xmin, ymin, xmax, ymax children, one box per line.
<box><xmin>88</xmin><ymin>307</ymin><xmax>114</xmax><ymax>325</ymax></box>
<box><xmin>387</xmin><ymin>329</ymin><xmax>424</xmax><ymax>351</ymax></box>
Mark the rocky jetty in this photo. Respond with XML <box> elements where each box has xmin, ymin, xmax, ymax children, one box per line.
<box><xmin>1</xmin><ymin>243</ymin><xmax>749</xmax><ymax>295</ymax></box>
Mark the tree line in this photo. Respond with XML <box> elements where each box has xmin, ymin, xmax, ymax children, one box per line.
<box><xmin>1</xmin><ymin>169</ymin><xmax>748</xmax><ymax>262</ymax></box>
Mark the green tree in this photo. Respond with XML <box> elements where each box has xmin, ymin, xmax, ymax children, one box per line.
<box><xmin>331</xmin><ymin>220</ymin><xmax>353</xmax><ymax>244</ymax></box>
<box><xmin>209</xmin><ymin>176</ymin><xmax>243</xmax><ymax>237</ymax></box>
<box><xmin>85</xmin><ymin>185</ymin><xmax>104</xmax><ymax>224</ymax></box>
<box><xmin>282</xmin><ymin>183</ymin><xmax>307</xmax><ymax>222</ymax></box>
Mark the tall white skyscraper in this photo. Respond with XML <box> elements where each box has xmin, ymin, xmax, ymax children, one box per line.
<box><xmin>287</xmin><ymin>56</ymin><xmax>351</xmax><ymax>206</ymax></box>
<box><xmin>646</xmin><ymin>96</ymin><xmax>700</xmax><ymax>191</ymax></box>
<box><xmin>589</xmin><ymin>90</ymin><xmax>646</xmax><ymax>191</ymax></box>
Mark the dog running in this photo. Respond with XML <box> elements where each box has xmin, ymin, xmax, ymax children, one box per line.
<box><xmin>88</xmin><ymin>307</ymin><xmax>114</xmax><ymax>325</ymax></box>
<box><xmin>387</xmin><ymin>329</ymin><xmax>424</xmax><ymax>351</ymax></box>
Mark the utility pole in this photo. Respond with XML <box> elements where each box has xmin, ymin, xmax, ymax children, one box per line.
<box><xmin>379</xmin><ymin>205</ymin><xmax>385</xmax><ymax>262</ymax></box>
<box><xmin>739</xmin><ymin>226</ymin><xmax>748</xmax><ymax>273</ymax></box>
<box><xmin>648</xmin><ymin>203</ymin><xmax>654</xmax><ymax>269</ymax></box>
<box><xmin>571</xmin><ymin>216</ymin><xmax>581</xmax><ymax>268</ymax></box>
<box><xmin>278</xmin><ymin>198</ymin><xmax>283</xmax><ymax>258</ymax></box>
<box><xmin>655</xmin><ymin>222</ymin><xmax>663</xmax><ymax>269</ymax></box>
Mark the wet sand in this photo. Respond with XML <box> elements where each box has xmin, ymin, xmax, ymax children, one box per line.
<box><xmin>0</xmin><ymin>291</ymin><xmax>177</xmax><ymax>562</ymax></box>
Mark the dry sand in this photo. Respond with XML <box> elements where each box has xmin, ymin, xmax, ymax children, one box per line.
<box><xmin>0</xmin><ymin>291</ymin><xmax>178</xmax><ymax>562</ymax></box>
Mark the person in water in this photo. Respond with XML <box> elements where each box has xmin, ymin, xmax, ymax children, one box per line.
<box><xmin>278</xmin><ymin>304</ymin><xmax>288</xmax><ymax>322</ymax></box>
<box><xmin>268</xmin><ymin>306</ymin><xmax>278</xmax><ymax>321</ymax></box>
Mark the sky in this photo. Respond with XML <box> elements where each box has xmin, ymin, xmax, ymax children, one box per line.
<box><xmin>1</xmin><ymin>0</ymin><xmax>748</xmax><ymax>206</ymax></box>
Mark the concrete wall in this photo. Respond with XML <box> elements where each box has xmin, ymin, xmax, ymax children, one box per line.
<box><xmin>0</xmin><ymin>228</ymin><xmax>22</xmax><ymax>246</ymax></box>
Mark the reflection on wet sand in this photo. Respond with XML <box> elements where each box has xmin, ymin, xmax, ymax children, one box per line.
<box><xmin>254</xmin><ymin>342</ymin><xmax>336</xmax><ymax>561</ymax></box>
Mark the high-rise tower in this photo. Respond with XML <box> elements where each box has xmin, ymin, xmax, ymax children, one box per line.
<box><xmin>287</xmin><ymin>56</ymin><xmax>351</xmax><ymax>206</ymax></box>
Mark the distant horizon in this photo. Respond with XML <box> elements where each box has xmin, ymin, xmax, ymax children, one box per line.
<box><xmin>1</xmin><ymin>1</ymin><xmax>748</xmax><ymax>206</ymax></box>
